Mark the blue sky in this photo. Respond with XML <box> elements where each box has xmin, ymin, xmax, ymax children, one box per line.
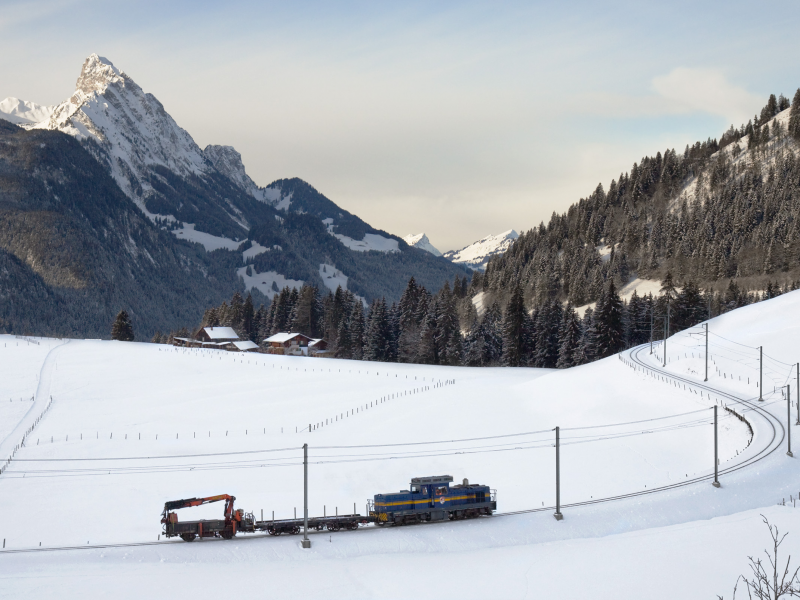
<box><xmin>2</xmin><ymin>1</ymin><xmax>798</xmax><ymax>250</ymax></box>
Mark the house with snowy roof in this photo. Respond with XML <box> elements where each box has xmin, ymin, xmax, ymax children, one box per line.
<box><xmin>196</xmin><ymin>327</ymin><xmax>239</xmax><ymax>343</ymax></box>
<box><xmin>264</xmin><ymin>332</ymin><xmax>319</xmax><ymax>356</ymax></box>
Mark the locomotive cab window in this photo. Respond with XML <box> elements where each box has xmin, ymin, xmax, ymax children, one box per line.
<box><xmin>435</xmin><ymin>486</ymin><xmax>448</xmax><ymax>496</ymax></box>
<box><xmin>411</xmin><ymin>485</ymin><xmax>420</xmax><ymax>493</ymax></box>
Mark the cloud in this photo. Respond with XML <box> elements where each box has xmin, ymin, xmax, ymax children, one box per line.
<box><xmin>651</xmin><ymin>67</ymin><xmax>762</xmax><ymax>125</ymax></box>
<box><xmin>574</xmin><ymin>67</ymin><xmax>762</xmax><ymax>128</ymax></box>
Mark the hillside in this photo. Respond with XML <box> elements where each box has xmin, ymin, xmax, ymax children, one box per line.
<box><xmin>2</xmin><ymin>289</ymin><xmax>800</xmax><ymax>598</ymax></box>
<box><xmin>0</xmin><ymin>119</ymin><xmax>243</xmax><ymax>337</ymax></box>
<box><xmin>476</xmin><ymin>91</ymin><xmax>800</xmax><ymax>310</ymax></box>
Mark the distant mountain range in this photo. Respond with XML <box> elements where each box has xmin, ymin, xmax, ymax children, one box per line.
<box><xmin>404</xmin><ymin>230</ymin><xmax>519</xmax><ymax>271</ymax></box>
<box><xmin>0</xmin><ymin>54</ymin><xmax>469</xmax><ymax>338</ymax></box>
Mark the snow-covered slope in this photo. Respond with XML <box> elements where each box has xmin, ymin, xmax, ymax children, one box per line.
<box><xmin>0</xmin><ymin>97</ymin><xmax>54</xmax><ymax>127</ymax></box>
<box><xmin>444</xmin><ymin>229</ymin><xmax>519</xmax><ymax>271</ymax></box>
<box><xmin>3</xmin><ymin>292</ymin><xmax>800</xmax><ymax>597</ymax></box>
<box><xmin>403</xmin><ymin>233</ymin><xmax>442</xmax><ymax>256</ymax></box>
<box><xmin>35</xmin><ymin>55</ymin><xmax>210</xmax><ymax>217</ymax></box>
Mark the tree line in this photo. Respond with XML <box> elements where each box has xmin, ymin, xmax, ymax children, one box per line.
<box><xmin>153</xmin><ymin>271</ymin><xmax>798</xmax><ymax>369</ymax></box>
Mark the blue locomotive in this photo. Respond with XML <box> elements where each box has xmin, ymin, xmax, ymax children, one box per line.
<box><xmin>370</xmin><ymin>475</ymin><xmax>496</xmax><ymax>525</ymax></box>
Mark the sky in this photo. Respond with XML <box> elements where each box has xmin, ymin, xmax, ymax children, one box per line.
<box><xmin>2</xmin><ymin>1</ymin><xmax>799</xmax><ymax>252</ymax></box>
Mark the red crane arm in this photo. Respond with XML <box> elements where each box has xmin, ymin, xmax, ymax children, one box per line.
<box><xmin>162</xmin><ymin>494</ymin><xmax>235</xmax><ymax>514</ymax></box>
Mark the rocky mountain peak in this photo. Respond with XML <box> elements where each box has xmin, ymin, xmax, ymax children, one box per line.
<box><xmin>74</xmin><ymin>54</ymin><xmax>124</xmax><ymax>98</ymax></box>
<box><xmin>403</xmin><ymin>233</ymin><xmax>442</xmax><ymax>257</ymax></box>
<box><xmin>204</xmin><ymin>145</ymin><xmax>258</xmax><ymax>193</ymax></box>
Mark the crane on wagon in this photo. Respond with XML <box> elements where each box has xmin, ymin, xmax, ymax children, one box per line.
<box><xmin>161</xmin><ymin>494</ymin><xmax>255</xmax><ymax>541</ymax></box>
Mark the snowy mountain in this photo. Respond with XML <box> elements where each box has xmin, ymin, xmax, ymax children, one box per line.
<box><xmin>35</xmin><ymin>55</ymin><xmax>211</xmax><ymax>214</ymax></box>
<box><xmin>443</xmin><ymin>229</ymin><xmax>519</xmax><ymax>271</ymax></box>
<box><xmin>0</xmin><ymin>97</ymin><xmax>54</xmax><ymax>127</ymax></box>
<box><xmin>402</xmin><ymin>233</ymin><xmax>442</xmax><ymax>257</ymax></box>
<box><xmin>0</xmin><ymin>54</ymin><xmax>467</xmax><ymax>334</ymax></box>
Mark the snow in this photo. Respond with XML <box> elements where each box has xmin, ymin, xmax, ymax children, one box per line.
<box><xmin>237</xmin><ymin>267</ymin><xmax>303</xmax><ymax>298</ymax></box>
<box><xmin>274</xmin><ymin>192</ymin><xmax>293</xmax><ymax>212</ymax></box>
<box><xmin>402</xmin><ymin>233</ymin><xmax>442</xmax><ymax>257</ymax></box>
<box><xmin>596</xmin><ymin>243</ymin><xmax>614</xmax><ymax>262</ymax></box>
<box><xmin>231</xmin><ymin>341</ymin><xmax>259</xmax><ymax>351</ymax></box>
<box><xmin>318</xmin><ymin>263</ymin><xmax>348</xmax><ymax>293</ymax></box>
<box><xmin>333</xmin><ymin>233</ymin><xmax>399</xmax><ymax>253</ymax></box>
<box><xmin>3</xmin><ymin>292</ymin><xmax>800</xmax><ymax>597</ymax></box>
<box><xmin>0</xmin><ymin>97</ymin><xmax>54</xmax><ymax>126</ymax></box>
<box><xmin>576</xmin><ymin>277</ymin><xmax>661</xmax><ymax>316</ymax></box>
<box><xmin>471</xmin><ymin>290</ymin><xmax>488</xmax><ymax>316</ymax></box>
<box><xmin>202</xmin><ymin>327</ymin><xmax>239</xmax><ymax>341</ymax></box>
<box><xmin>444</xmin><ymin>229</ymin><xmax>518</xmax><ymax>271</ymax></box>
<box><xmin>264</xmin><ymin>333</ymin><xmax>305</xmax><ymax>343</ymax></box>
<box><xmin>242</xmin><ymin>241</ymin><xmax>269</xmax><ymax>262</ymax></box>
<box><xmin>171</xmin><ymin>223</ymin><xmax>241</xmax><ymax>252</ymax></box>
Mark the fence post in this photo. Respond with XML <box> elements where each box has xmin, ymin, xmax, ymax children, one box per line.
<box><xmin>704</xmin><ymin>323</ymin><xmax>708</xmax><ymax>382</ymax></box>
<box><xmin>554</xmin><ymin>426</ymin><xmax>563</xmax><ymax>520</ymax></box>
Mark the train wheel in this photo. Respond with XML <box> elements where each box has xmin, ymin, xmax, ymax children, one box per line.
<box><xmin>291</xmin><ymin>526</ymin><xmax>300</xmax><ymax>535</ymax></box>
<box><xmin>180</xmin><ymin>533</ymin><xmax>196</xmax><ymax>542</ymax></box>
<box><xmin>348</xmin><ymin>522</ymin><xmax>358</xmax><ymax>530</ymax></box>
<box><xmin>268</xmin><ymin>527</ymin><xmax>279</xmax><ymax>536</ymax></box>
<box><xmin>221</xmin><ymin>529</ymin><xmax>234</xmax><ymax>540</ymax></box>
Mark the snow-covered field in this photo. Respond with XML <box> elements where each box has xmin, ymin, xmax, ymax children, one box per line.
<box><xmin>2</xmin><ymin>293</ymin><xmax>800</xmax><ymax>599</ymax></box>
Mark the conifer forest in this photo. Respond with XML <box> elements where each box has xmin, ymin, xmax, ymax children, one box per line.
<box><xmin>158</xmin><ymin>91</ymin><xmax>800</xmax><ymax>370</ymax></box>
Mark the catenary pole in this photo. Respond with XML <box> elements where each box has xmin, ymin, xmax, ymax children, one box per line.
<box><xmin>796</xmin><ymin>363</ymin><xmax>799</xmax><ymax>426</ymax></box>
<box><xmin>788</xmin><ymin>385</ymin><xmax>793</xmax><ymax>458</ymax></box>
<box><xmin>302</xmin><ymin>443</ymin><xmax>310</xmax><ymax>548</ymax></box>
<box><xmin>759</xmin><ymin>346</ymin><xmax>763</xmax><ymax>401</ymax></box>
<box><xmin>712</xmin><ymin>405</ymin><xmax>720</xmax><ymax>487</ymax></box>
<box><xmin>554</xmin><ymin>426</ymin><xmax>563</xmax><ymax>521</ymax></box>
<box><xmin>664</xmin><ymin>297</ymin><xmax>670</xmax><ymax>367</ymax></box>
<box><xmin>704</xmin><ymin>323</ymin><xmax>708</xmax><ymax>382</ymax></box>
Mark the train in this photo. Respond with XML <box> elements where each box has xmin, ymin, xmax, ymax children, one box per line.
<box><xmin>161</xmin><ymin>475</ymin><xmax>496</xmax><ymax>541</ymax></box>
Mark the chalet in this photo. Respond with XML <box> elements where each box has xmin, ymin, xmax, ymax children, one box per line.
<box><xmin>196</xmin><ymin>327</ymin><xmax>239</xmax><ymax>343</ymax></box>
<box><xmin>309</xmin><ymin>338</ymin><xmax>329</xmax><ymax>356</ymax></box>
<box><xmin>229</xmin><ymin>340</ymin><xmax>260</xmax><ymax>352</ymax></box>
<box><xmin>264</xmin><ymin>332</ymin><xmax>315</xmax><ymax>356</ymax></box>
<box><xmin>171</xmin><ymin>327</ymin><xmax>259</xmax><ymax>352</ymax></box>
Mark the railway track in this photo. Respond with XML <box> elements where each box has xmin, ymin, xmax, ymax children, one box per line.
<box><xmin>496</xmin><ymin>343</ymin><xmax>784</xmax><ymax>517</ymax></box>
<box><xmin>0</xmin><ymin>343</ymin><xmax>786</xmax><ymax>555</ymax></box>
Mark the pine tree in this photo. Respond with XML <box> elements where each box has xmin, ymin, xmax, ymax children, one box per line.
<box><xmin>241</xmin><ymin>294</ymin><xmax>254</xmax><ymax>340</ymax></box>
<box><xmin>574</xmin><ymin>307</ymin><xmax>595</xmax><ymax>365</ymax></box>
<box><xmin>291</xmin><ymin>286</ymin><xmax>321</xmax><ymax>338</ymax></box>
<box><xmin>556</xmin><ymin>303</ymin><xmax>580</xmax><ymax>368</ymax></box>
<box><xmin>364</xmin><ymin>299</ymin><xmax>391</xmax><ymax>362</ymax></box>
<box><xmin>501</xmin><ymin>285</ymin><xmax>526</xmax><ymax>367</ymax></box>
<box><xmin>594</xmin><ymin>280</ymin><xmax>624</xmax><ymax>359</ymax></box>
<box><xmin>111</xmin><ymin>310</ymin><xmax>134</xmax><ymax>341</ymax></box>
<box><xmin>790</xmin><ymin>89</ymin><xmax>800</xmax><ymax>140</ymax></box>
